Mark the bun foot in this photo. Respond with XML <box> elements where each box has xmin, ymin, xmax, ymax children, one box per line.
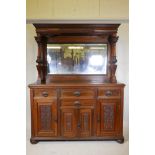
<box><xmin>30</xmin><ymin>138</ymin><xmax>39</xmax><ymax>144</ymax></box>
<box><xmin>116</xmin><ymin>137</ymin><xmax>124</xmax><ymax>144</ymax></box>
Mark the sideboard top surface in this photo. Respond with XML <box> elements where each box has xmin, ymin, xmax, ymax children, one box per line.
<box><xmin>29</xmin><ymin>82</ymin><xmax>125</xmax><ymax>88</ymax></box>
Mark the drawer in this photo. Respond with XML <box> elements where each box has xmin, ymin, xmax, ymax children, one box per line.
<box><xmin>61</xmin><ymin>89</ymin><xmax>95</xmax><ymax>99</ymax></box>
<box><xmin>98</xmin><ymin>88</ymin><xmax>121</xmax><ymax>99</ymax></box>
<box><xmin>61</xmin><ymin>99</ymin><xmax>95</xmax><ymax>106</ymax></box>
<box><xmin>33</xmin><ymin>89</ymin><xmax>57</xmax><ymax>98</ymax></box>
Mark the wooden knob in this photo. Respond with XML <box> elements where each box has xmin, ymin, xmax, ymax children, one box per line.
<box><xmin>74</xmin><ymin>101</ymin><xmax>81</xmax><ymax>106</ymax></box>
<box><xmin>97</xmin><ymin>115</ymin><xmax>100</xmax><ymax>122</ymax></box>
<box><xmin>73</xmin><ymin>91</ymin><xmax>81</xmax><ymax>96</ymax></box>
<box><xmin>42</xmin><ymin>91</ymin><xmax>48</xmax><ymax>97</ymax></box>
<box><xmin>105</xmin><ymin>90</ymin><xmax>112</xmax><ymax>96</ymax></box>
<box><xmin>77</xmin><ymin>122</ymin><xmax>81</xmax><ymax>128</ymax></box>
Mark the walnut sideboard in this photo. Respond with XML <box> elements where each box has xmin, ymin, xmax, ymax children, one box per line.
<box><xmin>28</xmin><ymin>23</ymin><xmax>126</xmax><ymax>144</ymax></box>
<box><xmin>29</xmin><ymin>82</ymin><xmax>125</xmax><ymax>144</ymax></box>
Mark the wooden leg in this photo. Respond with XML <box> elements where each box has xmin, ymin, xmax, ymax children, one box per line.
<box><xmin>116</xmin><ymin>137</ymin><xmax>124</xmax><ymax>144</ymax></box>
<box><xmin>30</xmin><ymin>138</ymin><xmax>39</xmax><ymax>144</ymax></box>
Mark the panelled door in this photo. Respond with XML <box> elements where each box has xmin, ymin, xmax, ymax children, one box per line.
<box><xmin>97</xmin><ymin>99</ymin><xmax>121</xmax><ymax>136</ymax></box>
<box><xmin>60</xmin><ymin>101</ymin><xmax>94</xmax><ymax>138</ymax></box>
<box><xmin>33</xmin><ymin>99</ymin><xmax>57</xmax><ymax>137</ymax></box>
<box><xmin>78</xmin><ymin>107</ymin><xmax>93</xmax><ymax>137</ymax></box>
<box><xmin>60</xmin><ymin>107</ymin><xmax>78</xmax><ymax>137</ymax></box>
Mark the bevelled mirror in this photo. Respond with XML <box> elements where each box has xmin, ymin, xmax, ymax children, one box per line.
<box><xmin>47</xmin><ymin>44</ymin><xmax>108</xmax><ymax>75</ymax></box>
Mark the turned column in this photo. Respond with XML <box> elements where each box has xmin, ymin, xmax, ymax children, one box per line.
<box><xmin>108</xmin><ymin>34</ymin><xmax>119</xmax><ymax>83</ymax></box>
<box><xmin>35</xmin><ymin>35</ymin><xmax>47</xmax><ymax>83</ymax></box>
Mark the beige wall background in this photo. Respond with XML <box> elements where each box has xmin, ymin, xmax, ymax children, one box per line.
<box><xmin>27</xmin><ymin>0</ymin><xmax>128</xmax><ymax>19</ymax></box>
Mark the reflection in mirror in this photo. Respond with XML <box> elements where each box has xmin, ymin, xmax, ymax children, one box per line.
<box><xmin>47</xmin><ymin>44</ymin><xmax>107</xmax><ymax>74</ymax></box>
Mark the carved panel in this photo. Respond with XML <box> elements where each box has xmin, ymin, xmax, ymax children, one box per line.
<box><xmin>103</xmin><ymin>105</ymin><xmax>114</xmax><ymax>130</ymax></box>
<box><xmin>64</xmin><ymin>113</ymin><xmax>72</xmax><ymax>132</ymax></box>
<box><xmin>79</xmin><ymin>109</ymin><xmax>92</xmax><ymax>137</ymax></box>
<box><xmin>83</xmin><ymin>113</ymin><xmax>89</xmax><ymax>131</ymax></box>
<box><xmin>39</xmin><ymin>105</ymin><xmax>52</xmax><ymax>130</ymax></box>
<box><xmin>100</xmin><ymin>101</ymin><xmax>117</xmax><ymax>132</ymax></box>
<box><xmin>61</xmin><ymin>108</ymin><xmax>77</xmax><ymax>137</ymax></box>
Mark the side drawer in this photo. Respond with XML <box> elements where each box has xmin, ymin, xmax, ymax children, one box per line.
<box><xmin>61</xmin><ymin>99</ymin><xmax>96</xmax><ymax>107</ymax></box>
<box><xmin>98</xmin><ymin>88</ymin><xmax>121</xmax><ymax>99</ymax></box>
<box><xmin>33</xmin><ymin>89</ymin><xmax>57</xmax><ymax>99</ymax></box>
<box><xmin>60</xmin><ymin>89</ymin><xmax>96</xmax><ymax>99</ymax></box>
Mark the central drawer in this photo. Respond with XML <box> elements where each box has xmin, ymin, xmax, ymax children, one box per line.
<box><xmin>60</xmin><ymin>89</ymin><xmax>96</xmax><ymax>99</ymax></box>
<box><xmin>61</xmin><ymin>99</ymin><xmax>95</xmax><ymax>106</ymax></box>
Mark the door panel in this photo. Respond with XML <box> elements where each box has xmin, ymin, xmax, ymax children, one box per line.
<box><xmin>79</xmin><ymin>108</ymin><xmax>93</xmax><ymax>137</ymax></box>
<box><xmin>61</xmin><ymin>107</ymin><xmax>77</xmax><ymax>138</ymax></box>
<box><xmin>97</xmin><ymin>100</ymin><xmax>120</xmax><ymax>136</ymax></box>
<box><xmin>101</xmin><ymin>103</ymin><xmax>115</xmax><ymax>131</ymax></box>
<box><xmin>33</xmin><ymin>99</ymin><xmax>57</xmax><ymax>137</ymax></box>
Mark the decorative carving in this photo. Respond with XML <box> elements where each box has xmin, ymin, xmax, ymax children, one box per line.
<box><xmin>108</xmin><ymin>35</ymin><xmax>119</xmax><ymax>44</ymax></box>
<box><xmin>36</xmin><ymin>65</ymin><xmax>47</xmax><ymax>83</ymax></box>
<box><xmin>65</xmin><ymin>114</ymin><xmax>72</xmax><ymax>131</ymax></box>
<box><xmin>35</xmin><ymin>36</ymin><xmax>47</xmax><ymax>44</ymax></box>
<box><xmin>103</xmin><ymin>105</ymin><xmax>114</xmax><ymax>130</ymax></box>
<box><xmin>111</xmin><ymin>64</ymin><xmax>117</xmax><ymax>83</ymax></box>
<box><xmin>83</xmin><ymin>113</ymin><xmax>89</xmax><ymax>131</ymax></box>
<box><xmin>108</xmin><ymin>34</ymin><xmax>119</xmax><ymax>83</ymax></box>
<box><xmin>111</xmin><ymin>56</ymin><xmax>117</xmax><ymax>64</ymax></box>
<box><xmin>40</xmin><ymin>105</ymin><xmax>51</xmax><ymax>130</ymax></box>
<box><xmin>35</xmin><ymin>35</ymin><xmax>47</xmax><ymax>83</ymax></box>
<box><xmin>36</xmin><ymin>56</ymin><xmax>43</xmax><ymax>64</ymax></box>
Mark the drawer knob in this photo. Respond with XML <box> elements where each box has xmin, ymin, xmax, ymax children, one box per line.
<box><xmin>97</xmin><ymin>114</ymin><xmax>100</xmax><ymax>122</ymax></box>
<box><xmin>74</xmin><ymin>101</ymin><xmax>81</xmax><ymax>106</ymax></box>
<box><xmin>77</xmin><ymin>122</ymin><xmax>81</xmax><ymax>128</ymax></box>
<box><xmin>42</xmin><ymin>91</ymin><xmax>48</xmax><ymax>97</ymax></box>
<box><xmin>105</xmin><ymin>90</ymin><xmax>112</xmax><ymax>96</ymax></box>
<box><xmin>73</xmin><ymin>91</ymin><xmax>81</xmax><ymax>97</ymax></box>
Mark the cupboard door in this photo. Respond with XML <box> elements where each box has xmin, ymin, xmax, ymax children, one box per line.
<box><xmin>79</xmin><ymin>108</ymin><xmax>93</xmax><ymax>137</ymax></box>
<box><xmin>61</xmin><ymin>107</ymin><xmax>77</xmax><ymax>138</ymax></box>
<box><xmin>97</xmin><ymin>100</ymin><xmax>120</xmax><ymax>136</ymax></box>
<box><xmin>33</xmin><ymin>99</ymin><xmax>57</xmax><ymax>137</ymax></box>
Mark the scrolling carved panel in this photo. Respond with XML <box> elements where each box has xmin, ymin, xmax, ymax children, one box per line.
<box><xmin>103</xmin><ymin>105</ymin><xmax>114</xmax><ymax>130</ymax></box>
<box><xmin>100</xmin><ymin>101</ymin><xmax>117</xmax><ymax>132</ymax></box>
<box><xmin>65</xmin><ymin>113</ymin><xmax>72</xmax><ymax>132</ymax></box>
<box><xmin>61</xmin><ymin>108</ymin><xmax>77</xmax><ymax>137</ymax></box>
<box><xmin>79</xmin><ymin>108</ymin><xmax>93</xmax><ymax>137</ymax></box>
<box><xmin>39</xmin><ymin>105</ymin><xmax>52</xmax><ymax>130</ymax></box>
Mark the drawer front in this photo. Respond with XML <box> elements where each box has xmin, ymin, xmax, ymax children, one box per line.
<box><xmin>98</xmin><ymin>88</ymin><xmax>121</xmax><ymax>99</ymax></box>
<box><xmin>61</xmin><ymin>89</ymin><xmax>96</xmax><ymax>99</ymax></box>
<box><xmin>34</xmin><ymin>89</ymin><xmax>57</xmax><ymax>98</ymax></box>
<box><xmin>61</xmin><ymin>99</ymin><xmax>95</xmax><ymax>107</ymax></box>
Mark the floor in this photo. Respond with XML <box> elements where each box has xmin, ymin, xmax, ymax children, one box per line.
<box><xmin>26</xmin><ymin>123</ymin><xmax>129</xmax><ymax>155</ymax></box>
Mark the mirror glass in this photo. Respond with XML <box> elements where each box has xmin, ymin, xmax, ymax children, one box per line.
<box><xmin>47</xmin><ymin>44</ymin><xmax>107</xmax><ymax>74</ymax></box>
